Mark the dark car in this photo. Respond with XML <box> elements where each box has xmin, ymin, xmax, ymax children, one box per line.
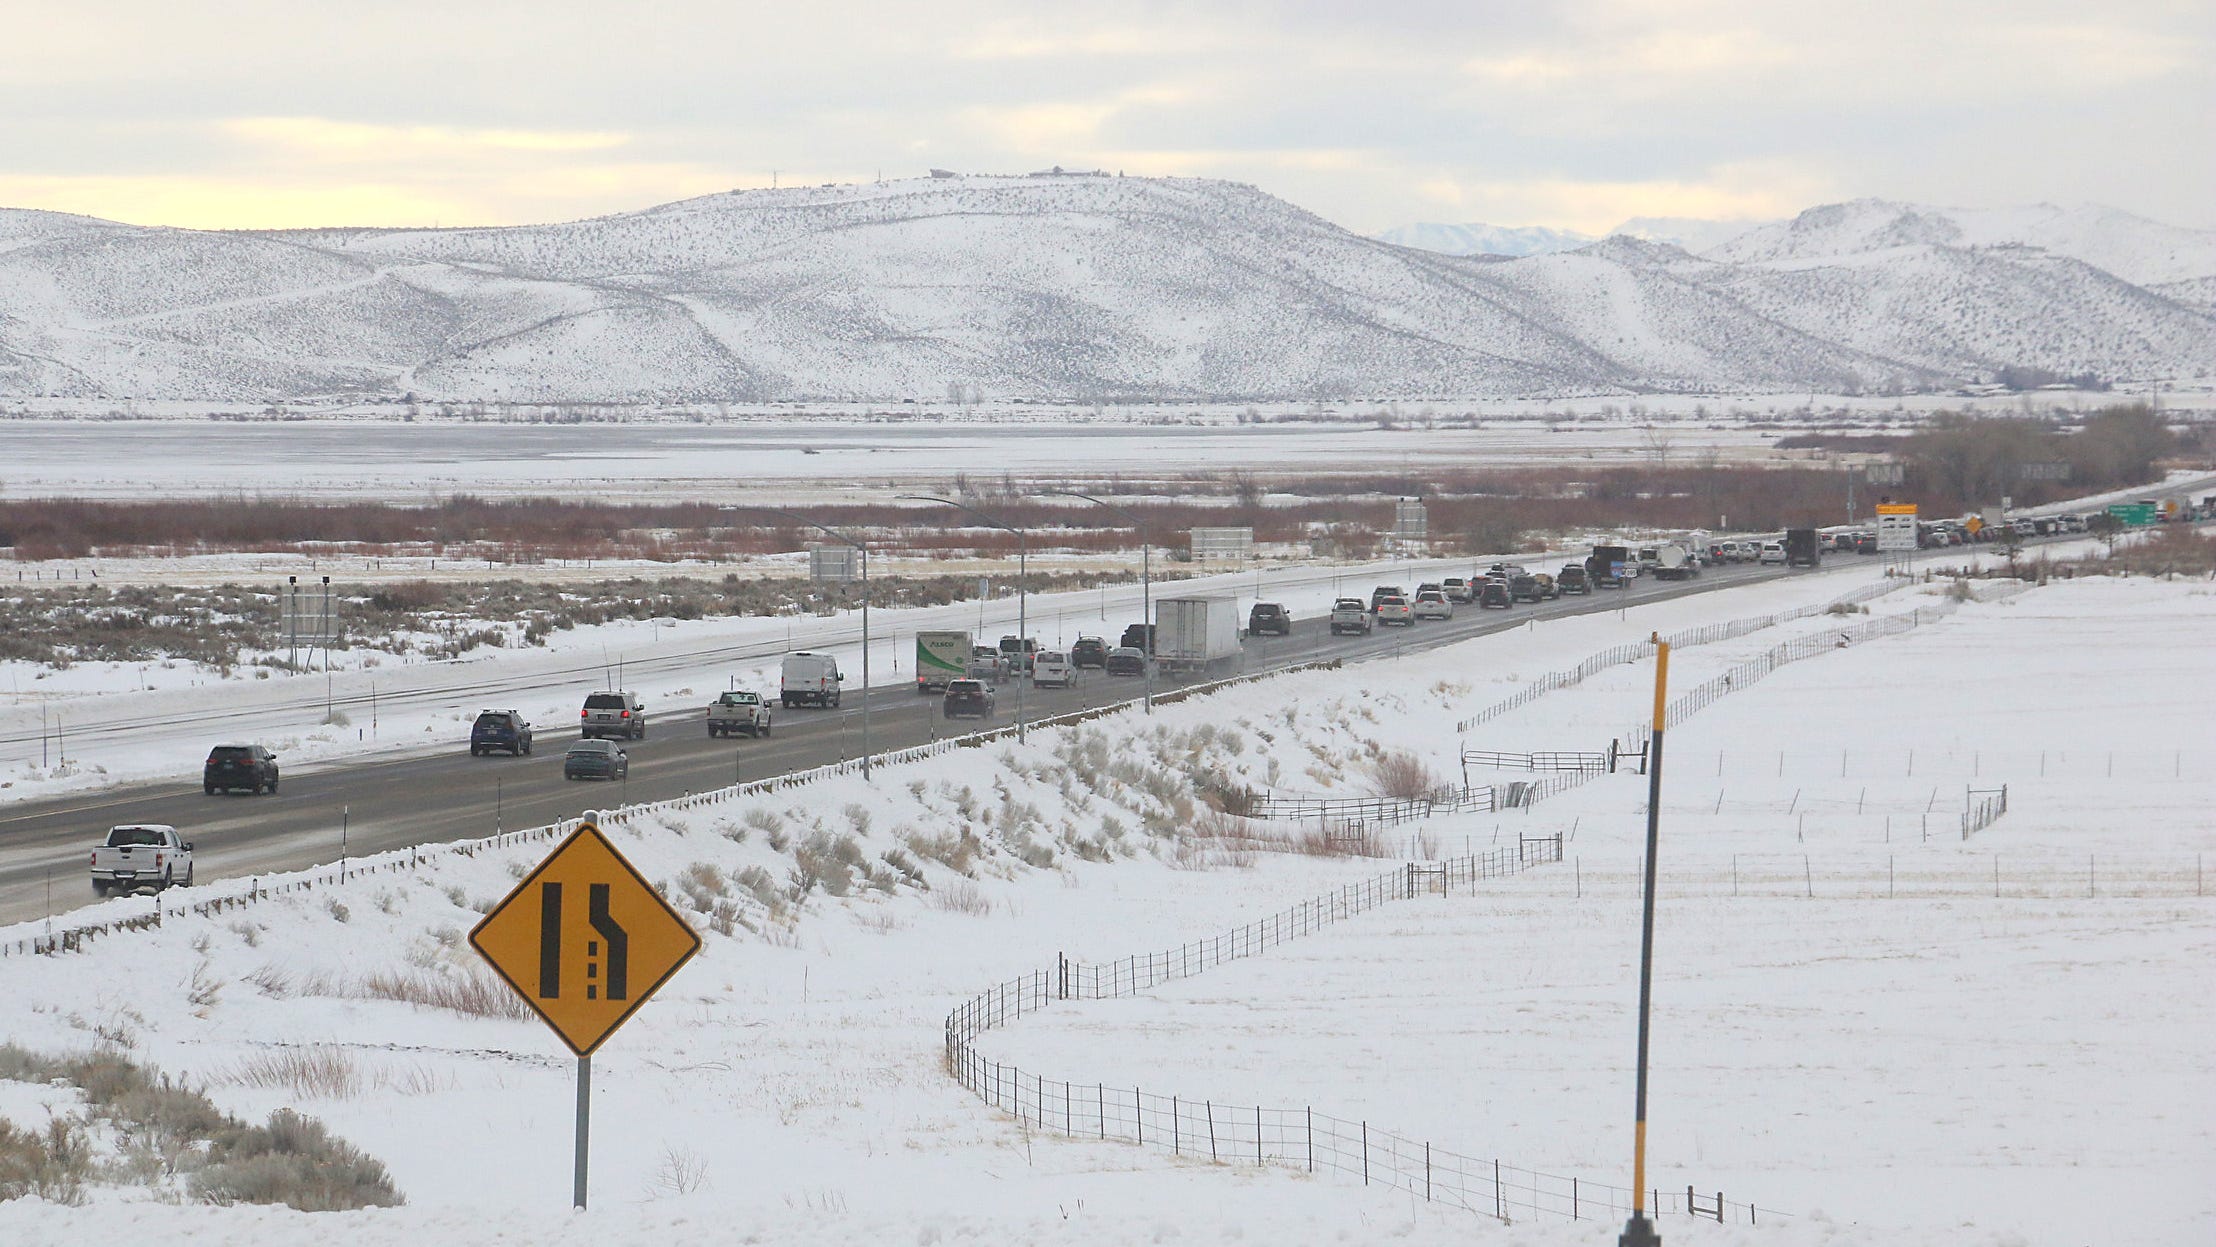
<box><xmin>942</xmin><ymin>678</ymin><xmax>997</xmax><ymax>720</ymax></box>
<box><xmin>470</xmin><ymin>709</ymin><xmax>533</xmax><ymax>756</ymax></box>
<box><xmin>204</xmin><ymin>744</ymin><xmax>279</xmax><ymax>795</ymax></box>
<box><xmin>1070</xmin><ymin>636</ymin><xmax>1109</xmax><ymax>668</ymax></box>
<box><xmin>1248</xmin><ymin>602</ymin><xmax>1292</xmax><ymax>636</ymax></box>
<box><xmin>1369</xmin><ymin>585</ymin><xmax>1408</xmax><ymax>612</ymax></box>
<box><xmin>1557</xmin><ymin>565</ymin><xmax>1590</xmax><ymax>594</ymax></box>
<box><xmin>563</xmin><ymin>739</ymin><xmax>629</xmax><ymax>781</ymax></box>
<box><xmin>1479</xmin><ymin>581</ymin><xmax>1514</xmax><ymax>609</ymax></box>
<box><xmin>1104</xmin><ymin>645</ymin><xmax>1146</xmax><ymax>676</ymax></box>
<box><xmin>1509</xmin><ymin>574</ymin><xmax>1542</xmax><ymax>602</ymax></box>
<box><xmin>1119</xmin><ymin>623</ymin><xmax>1156</xmax><ymax>654</ymax></box>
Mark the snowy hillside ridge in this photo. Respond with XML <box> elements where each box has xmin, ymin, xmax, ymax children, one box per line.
<box><xmin>1373</xmin><ymin>221</ymin><xmax>1597</xmax><ymax>257</ymax></box>
<box><xmin>1709</xmin><ymin>198</ymin><xmax>2216</xmax><ymax>286</ymax></box>
<box><xmin>2</xmin><ymin>178</ymin><xmax>2212</xmax><ymax>403</ymax></box>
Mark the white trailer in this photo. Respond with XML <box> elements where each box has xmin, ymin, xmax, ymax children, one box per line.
<box><xmin>1154</xmin><ymin>597</ymin><xmax>1241</xmax><ymax>673</ymax></box>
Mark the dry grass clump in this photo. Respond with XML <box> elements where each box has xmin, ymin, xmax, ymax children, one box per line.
<box><xmin>0</xmin><ymin>1117</ymin><xmax>91</xmax><ymax>1204</ymax></box>
<box><xmin>0</xmin><ymin>1042</ymin><xmax>402</xmax><ymax>1210</ymax></box>
<box><xmin>928</xmin><ymin>879</ymin><xmax>995</xmax><ymax>917</ymax></box>
<box><xmin>355</xmin><ymin>967</ymin><xmax>534</xmax><ymax>1022</ymax></box>
<box><xmin>219</xmin><ymin>1046</ymin><xmax>361</xmax><ymax>1099</ymax></box>
<box><xmin>1367</xmin><ymin>749</ymin><xmax>1451</xmax><ymax>802</ymax></box>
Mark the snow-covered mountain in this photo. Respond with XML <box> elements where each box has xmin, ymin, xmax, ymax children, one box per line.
<box><xmin>1378</xmin><ymin>215</ymin><xmax>1767</xmax><ymax>257</ymax></box>
<box><xmin>1373</xmin><ymin>221</ymin><xmax>1595</xmax><ymax>258</ymax></box>
<box><xmin>1710</xmin><ymin>199</ymin><xmax>2216</xmax><ymax>287</ymax></box>
<box><xmin>0</xmin><ymin>178</ymin><xmax>2209</xmax><ymax>403</ymax></box>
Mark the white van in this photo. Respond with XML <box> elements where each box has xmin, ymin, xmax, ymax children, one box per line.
<box><xmin>1031</xmin><ymin>650</ymin><xmax>1074</xmax><ymax>688</ymax></box>
<box><xmin>780</xmin><ymin>652</ymin><xmax>844</xmax><ymax>708</ymax></box>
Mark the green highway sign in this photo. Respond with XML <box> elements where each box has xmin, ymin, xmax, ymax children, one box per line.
<box><xmin>2106</xmin><ymin>503</ymin><xmax>2157</xmax><ymax>526</ymax></box>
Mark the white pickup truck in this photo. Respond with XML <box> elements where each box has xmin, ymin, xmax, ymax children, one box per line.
<box><xmin>706</xmin><ymin>689</ymin><xmax>774</xmax><ymax>738</ymax></box>
<box><xmin>1329</xmin><ymin>597</ymin><xmax>1374</xmax><ymax>636</ymax></box>
<box><xmin>90</xmin><ymin>825</ymin><xmax>194</xmax><ymax>896</ymax></box>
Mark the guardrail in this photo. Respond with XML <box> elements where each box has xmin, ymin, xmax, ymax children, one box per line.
<box><xmin>945</xmin><ymin>834</ymin><xmax>1777</xmax><ymax>1226</ymax></box>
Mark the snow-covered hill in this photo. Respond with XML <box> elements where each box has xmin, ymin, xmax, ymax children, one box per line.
<box><xmin>1</xmin><ymin>178</ymin><xmax>2210</xmax><ymax>403</ymax></box>
<box><xmin>1710</xmin><ymin>198</ymin><xmax>2216</xmax><ymax>287</ymax></box>
<box><xmin>1372</xmin><ymin>221</ymin><xmax>1596</xmax><ymax>257</ymax></box>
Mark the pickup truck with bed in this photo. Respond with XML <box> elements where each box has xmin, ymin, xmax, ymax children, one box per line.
<box><xmin>90</xmin><ymin>825</ymin><xmax>193</xmax><ymax>895</ymax></box>
<box><xmin>706</xmin><ymin>690</ymin><xmax>774</xmax><ymax>738</ymax></box>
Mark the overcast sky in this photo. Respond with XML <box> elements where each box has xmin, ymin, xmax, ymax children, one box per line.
<box><xmin>6</xmin><ymin>2</ymin><xmax>2210</xmax><ymax>234</ymax></box>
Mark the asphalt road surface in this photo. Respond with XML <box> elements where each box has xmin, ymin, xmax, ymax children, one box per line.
<box><xmin>0</xmin><ymin>563</ymin><xmax>1800</xmax><ymax>924</ymax></box>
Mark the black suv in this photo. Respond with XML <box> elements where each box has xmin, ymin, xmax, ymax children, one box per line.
<box><xmin>1248</xmin><ymin>603</ymin><xmax>1292</xmax><ymax>636</ymax></box>
<box><xmin>1557</xmin><ymin>565</ymin><xmax>1590</xmax><ymax>594</ymax></box>
<box><xmin>942</xmin><ymin>678</ymin><xmax>996</xmax><ymax>720</ymax></box>
<box><xmin>1070</xmin><ymin>636</ymin><xmax>1109</xmax><ymax>668</ymax></box>
<box><xmin>205</xmin><ymin>744</ymin><xmax>279</xmax><ymax>795</ymax></box>
<box><xmin>1120</xmin><ymin>623</ymin><xmax>1156</xmax><ymax>654</ymax></box>
<box><xmin>1478</xmin><ymin>581</ymin><xmax>1514</xmax><ymax>609</ymax></box>
<box><xmin>470</xmin><ymin>710</ymin><xmax>533</xmax><ymax>756</ymax></box>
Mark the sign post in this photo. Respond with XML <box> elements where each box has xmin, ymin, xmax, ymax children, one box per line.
<box><xmin>471</xmin><ymin>817</ymin><xmax>701</xmax><ymax>1209</ymax></box>
<box><xmin>1875</xmin><ymin>502</ymin><xmax>1919</xmax><ymax>576</ymax></box>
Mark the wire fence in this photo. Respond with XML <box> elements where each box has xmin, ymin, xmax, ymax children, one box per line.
<box><xmin>944</xmin><ymin>834</ymin><xmax>1778</xmax><ymax>1226</ymax></box>
<box><xmin>1544</xmin><ymin>851</ymin><xmax>2212</xmax><ymax>900</ymax></box>
<box><xmin>1621</xmin><ymin>582</ymin><xmax>2032</xmax><ymax>750</ymax></box>
<box><xmin>1453</xmin><ymin>577</ymin><xmax>1913</xmax><ymax>733</ymax></box>
<box><xmin>1961</xmin><ymin>786</ymin><xmax>2009</xmax><ymax>839</ymax></box>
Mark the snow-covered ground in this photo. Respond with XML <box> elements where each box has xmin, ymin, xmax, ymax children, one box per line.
<box><xmin>0</xmin><ymin>563</ymin><xmax>2207</xmax><ymax>1244</ymax></box>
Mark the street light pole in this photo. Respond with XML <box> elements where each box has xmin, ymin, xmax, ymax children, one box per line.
<box><xmin>734</xmin><ymin>505</ymin><xmax>873</xmax><ymax>779</ymax></box>
<box><xmin>899</xmin><ymin>496</ymin><xmax>1030</xmax><ymax>741</ymax></box>
<box><xmin>1043</xmin><ymin>490</ymin><xmax>1152</xmax><ymax>712</ymax></box>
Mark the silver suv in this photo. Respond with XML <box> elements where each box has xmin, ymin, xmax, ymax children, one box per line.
<box><xmin>580</xmin><ymin>690</ymin><xmax>646</xmax><ymax>740</ymax></box>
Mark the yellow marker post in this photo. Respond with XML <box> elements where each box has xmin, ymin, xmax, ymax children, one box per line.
<box><xmin>1621</xmin><ymin>637</ymin><xmax>1668</xmax><ymax>1247</ymax></box>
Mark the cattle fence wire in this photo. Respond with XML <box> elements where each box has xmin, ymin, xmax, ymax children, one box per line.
<box><xmin>944</xmin><ymin>833</ymin><xmax>1776</xmax><ymax>1225</ymax></box>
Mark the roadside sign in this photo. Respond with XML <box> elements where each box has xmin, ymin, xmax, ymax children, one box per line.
<box><xmin>1875</xmin><ymin>503</ymin><xmax>1919</xmax><ymax>553</ymax></box>
<box><xmin>1964</xmin><ymin>516</ymin><xmax>1983</xmax><ymax>536</ymax></box>
<box><xmin>2108</xmin><ymin>503</ymin><xmax>2157</xmax><ymax>527</ymax></box>
<box><xmin>471</xmin><ymin>820</ymin><xmax>700</xmax><ymax>1057</ymax></box>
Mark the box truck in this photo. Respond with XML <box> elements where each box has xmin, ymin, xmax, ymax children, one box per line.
<box><xmin>1785</xmin><ymin>528</ymin><xmax>1821</xmax><ymax>567</ymax></box>
<box><xmin>1154</xmin><ymin>597</ymin><xmax>1241</xmax><ymax>673</ymax></box>
<box><xmin>914</xmin><ymin>630</ymin><xmax>971</xmax><ymax>693</ymax></box>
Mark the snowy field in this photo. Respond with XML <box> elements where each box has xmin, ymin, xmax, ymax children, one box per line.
<box><xmin>0</xmin><ymin>564</ymin><xmax>2208</xmax><ymax>1245</ymax></box>
<box><xmin>3</xmin><ymin>398</ymin><xmax>2207</xmax><ymax>503</ymax></box>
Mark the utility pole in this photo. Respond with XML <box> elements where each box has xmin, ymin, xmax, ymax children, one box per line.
<box><xmin>735</xmin><ymin>505</ymin><xmax>875</xmax><ymax>778</ymax></box>
<box><xmin>1044</xmin><ymin>491</ymin><xmax>1154</xmax><ymax>712</ymax></box>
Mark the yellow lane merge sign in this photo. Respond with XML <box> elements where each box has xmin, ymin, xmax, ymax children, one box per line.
<box><xmin>470</xmin><ymin>819</ymin><xmax>700</xmax><ymax>1056</ymax></box>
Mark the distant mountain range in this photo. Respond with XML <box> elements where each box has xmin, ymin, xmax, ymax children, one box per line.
<box><xmin>1</xmin><ymin>179</ymin><xmax>2209</xmax><ymax>403</ymax></box>
<box><xmin>1375</xmin><ymin>215</ymin><xmax>1767</xmax><ymax>258</ymax></box>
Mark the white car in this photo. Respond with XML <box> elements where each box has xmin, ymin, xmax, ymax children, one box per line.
<box><xmin>1031</xmin><ymin>651</ymin><xmax>1074</xmax><ymax>688</ymax></box>
<box><xmin>1375</xmin><ymin>595</ymin><xmax>1415</xmax><ymax>626</ymax></box>
<box><xmin>1758</xmin><ymin>542</ymin><xmax>1787</xmax><ymax>565</ymax></box>
<box><xmin>1412</xmin><ymin>591</ymin><xmax>1453</xmax><ymax>620</ymax></box>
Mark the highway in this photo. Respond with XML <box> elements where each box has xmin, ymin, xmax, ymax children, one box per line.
<box><xmin>0</xmin><ymin>562</ymin><xmax>1801</xmax><ymax>924</ymax></box>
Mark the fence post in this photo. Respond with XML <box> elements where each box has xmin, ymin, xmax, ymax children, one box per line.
<box><xmin>1362</xmin><ymin>1121</ymin><xmax>1368</xmax><ymax>1185</ymax></box>
<box><xmin>1306</xmin><ymin>1107</ymin><xmax>1313</xmax><ymax>1171</ymax></box>
<box><xmin>1495</xmin><ymin>1158</ymin><xmax>1503</xmax><ymax>1220</ymax></box>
